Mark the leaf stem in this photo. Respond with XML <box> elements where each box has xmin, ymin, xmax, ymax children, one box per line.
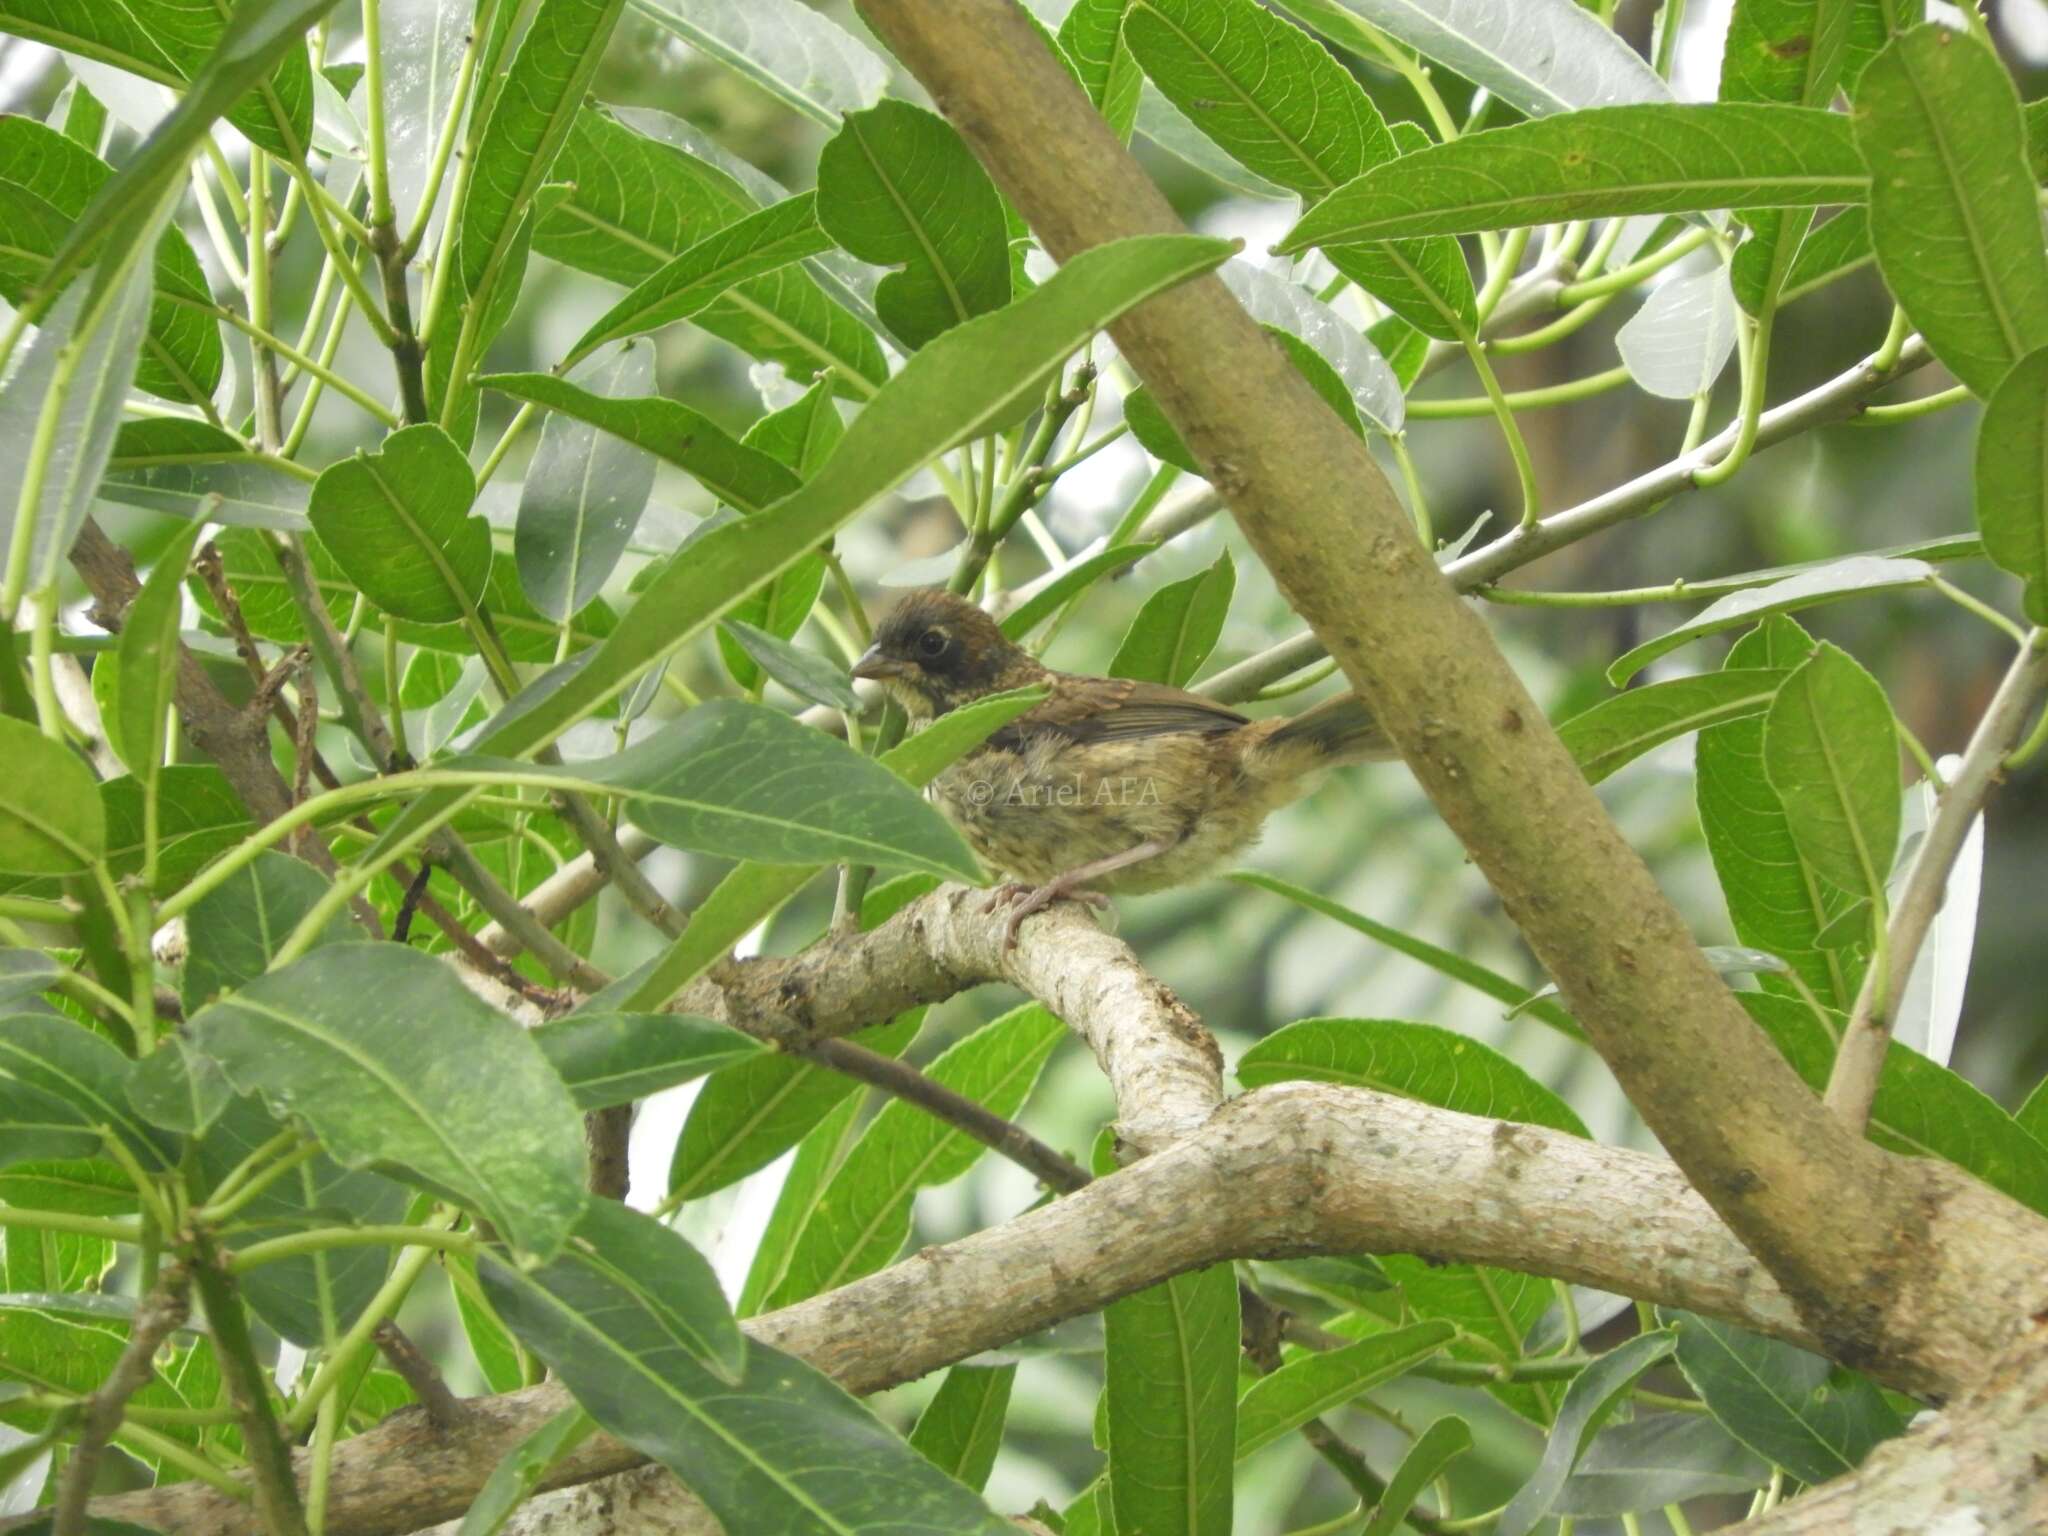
<box><xmin>1555</xmin><ymin>226</ymin><xmax>1713</xmax><ymax>305</ymax></box>
<box><xmin>1407</xmin><ymin>364</ymin><xmax>1632</xmax><ymax>420</ymax></box>
<box><xmin>1855</xmin><ymin>382</ymin><xmax>1971</xmax><ymax>424</ymax></box>
<box><xmin>229</xmin><ymin>1222</ymin><xmax>479</xmax><ymax>1273</ymax></box>
<box><xmin>1461</xmin><ymin>337</ymin><xmax>1541</xmax><ymax>525</ymax></box>
<box><xmin>1692</xmin><ymin>308</ymin><xmax>1772</xmax><ymax>488</ymax></box>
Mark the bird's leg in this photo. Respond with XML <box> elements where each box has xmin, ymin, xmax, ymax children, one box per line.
<box><xmin>989</xmin><ymin>838</ymin><xmax>1175</xmax><ymax>951</ymax></box>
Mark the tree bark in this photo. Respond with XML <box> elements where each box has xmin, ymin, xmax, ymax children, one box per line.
<box><xmin>848</xmin><ymin>0</ymin><xmax>2048</xmax><ymax>1380</ymax></box>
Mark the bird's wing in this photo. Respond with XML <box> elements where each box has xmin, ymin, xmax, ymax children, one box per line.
<box><xmin>1005</xmin><ymin>676</ymin><xmax>1250</xmax><ymax>745</ymax></box>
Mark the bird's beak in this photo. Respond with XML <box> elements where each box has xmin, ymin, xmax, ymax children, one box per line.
<box><xmin>850</xmin><ymin>646</ymin><xmax>905</xmax><ymax>682</ymax></box>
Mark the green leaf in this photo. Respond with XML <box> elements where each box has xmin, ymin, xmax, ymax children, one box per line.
<box><xmin>1720</xmin><ymin>0</ymin><xmax>1855</xmax><ymax>108</ymax></box>
<box><xmin>308</xmin><ymin>424</ymin><xmax>490</xmax><ymax>625</ymax></box>
<box><xmin>910</xmin><ymin>1364</ymin><xmax>1014</xmax><ymax>1493</ymax></box>
<box><xmin>1761</xmin><ymin>642</ymin><xmax>1899</xmax><ymax>907</ymax></box>
<box><xmin>532</xmin><ymin>1012</ymin><xmax>761</xmax><ymax>1110</ymax></box>
<box><xmin>123</xmin><ymin>1037</ymin><xmax>230</xmax><ymax>1137</ymax></box>
<box><xmin>111</xmin><ymin>521</ymin><xmax>202</xmax><ymax>787</ymax></box>
<box><xmin>715</xmin><ymin>377</ymin><xmax>840</xmax><ymax>693</ymax></box>
<box><xmin>1105</xmin><ymin>1263</ymin><xmax>1237</xmax><ymax>1536</ymax></box>
<box><xmin>1277</xmin><ymin>105</ymin><xmax>1862</xmax><ymax>248</ymax></box>
<box><xmin>735</xmin><ymin>1093</ymin><xmax>862</xmax><ymax>1318</ymax></box>
<box><xmin>1127</xmin><ymin>0</ymin><xmax>1471</xmax><ymax>344</ymax></box>
<box><xmin>188</xmin><ymin>944</ymin><xmax>588</xmax><ymax>1262</ymax></box>
<box><xmin>2020</xmin><ymin>1075</ymin><xmax>2048</xmax><ymax>1148</ymax></box>
<box><xmin>1855</xmin><ymin>26</ymin><xmax>2048</xmax><ymax>397</ymax></box>
<box><xmin>100</xmin><ymin>420</ymin><xmax>310</xmax><ymax>529</ymax></box>
<box><xmin>0</xmin><ymin>0</ymin><xmax>316</xmax><ymax>161</ymax></box>
<box><xmin>1229</xmin><ymin>872</ymin><xmax>1583</xmax><ymax>1038</ymax></box>
<box><xmin>1558</xmin><ymin>669</ymin><xmax>1787</xmax><ymax>784</ymax></box>
<box><xmin>1667</xmin><ymin>1311</ymin><xmax>1905</xmax><ymax>1485</ymax></box>
<box><xmin>1238</xmin><ymin>1017</ymin><xmax>1590</xmax><ymax>1136</ymax></box>
<box><xmin>481</xmin><ymin>374</ymin><xmax>800</xmax><ymax>514</ymax></box>
<box><xmin>455</xmin><ymin>0</ymin><xmax>626</xmax><ymax>302</ymax></box>
<box><xmin>1109</xmin><ymin>550</ymin><xmax>1235</xmax><ymax>686</ymax></box>
<box><xmin>485</xmin><ymin>1196</ymin><xmax>744</xmax><ymax>1388</ymax></box>
<box><xmin>37</xmin><ymin>0</ymin><xmax>333</xmax><ymax>307</ymax></box>
<box><xmin>550</xmin><ymin>699</ymin><xmax>980</xmax><ymax>877</ymax></box>
<box><xmin>1973</xmin><ymin>344</ymin><xmax>2048</xmax><ymax>625</ymax></box>
<box><xmin>763</xmin><ymin>1004</ymin><xmax>1067</xmax><ymax>1308</ymax></box>
<box><xmin>0</xmin><ymin>1293</ymin><xmax>222</xmax><ymax>1471</ymax></box>
<box><xmin>1235</xmin><ymin>1321</ymin><xmax>1455</xmax><ymax>1459</ymax></box>
<box><xmin>198</xmin><ymin>1093</ymin><xmax>411</xmax><ymax>1345</ymax></box>
<box><xmin>0</xmin><ymin>1067</ymin><xmax>104</xmax><ymax>1168</ymax></box>
<box><xmin>0</xmin><ymin>1015</ymin><xmax>176</xmax><ymax>1171</ymax></box>
<box><xmin>1780</xmin><ymin>206</ymin><xmax>1872</xmax><ymax>303</ymax></box>
<box><xmin>514</xmin><ymin>342</ymin><xmax>660</xmax><ymax>623</ymax></box>
<box><xmin>815</xmin><ymin>101</ymin><xmax>1012</xmax><ymax>350</ymax></box>
<box><xmin>1275</xmin><ymin>0</ymin><xmax>1669</xmax><ymax>120</ymax></box>
<box><xmin>627</xmin><ymin>0</ymin><xmax>887</xmax><ymax>127</ymax></box>
<box><xmin>0</xmin><ymin>115</ymin><xmax>221</xmax><ymax>405</ymax></box>
<box><xmin>0</xmin><ymin>949</ymin><xmax>61</xmax><ymax>1012</ymax></box>
<box><xmin>0</xmin><ymin>717</ymin><xmax>104</xmax><ymax>875</ymax></box>
<box><xmin>1000</xmin><ymin>544</ymin><xmax>1159</xmax><ymax>641</ymax></box>
<box><xmin>465</xmin><ymin>235</ymin><xmax>1234</xmax><ymax>758</ymax></box>
<box><xmin>484</xmin><ymin>1206</ymin><xmax>1014</xmax><ymax>1534</ymax></box>
<box><xmin>458</xmin><ymin>1406</ymin><xmax>599</xmax><ymax>1536</ymax></box>
<box><xmin>669</xmin><ymin>1010</ymin><xmax>924</xmax><ymax>1205</ymax></box>
<box><xmin>1060</xmin><ymin>0</ymin><xmax>1144</xmax><ymax>141</ymax></box>
<box><xmin>1697</xmin><ymin>617</ymin><xmax>1862</xmax><ymax>1011</ymax></box>
<box><xmin>1126</xmin><ymin>0</ymin><xmax>1391</xmax><ymax>198</ymax></box>
<box><xmin>720</xmin><ymin>620</ymin><xmax>861</xmax><ymax>711</ymax></box>
<box><xmin>0</xmin><ymin>183</ymin><xmax>174</xmax><ymax>605</ymax></box>
<box><xmin>1555</xmin><ymin>1413</ymin><xmax>1769</xmax><ymax>1517</ymax></box>
<box><xmin>96</xmin><ymin>765</ymin><xmax>249</xmax><ymax>898</ymax></box>
<box><xmin>1361</xmin><ymin>1415</ymin><xmax>1472</xmax><ymax>1536</ymax></box>
<box><xmin>1498</xmin><ymin>1331</ymin><xmax>1677</xmax><ymax>1536</ymax></box>
<box><xmin>566</xmin><ymin>193</ymin><xmax>834</xmax><ymax>367</ymax></box>
<box><xmin>1606</xmin><ymin>555</ymin><xmax>1932</xmax><ymax>685</ymax></box>
<box><xmin>538</xmin><ymin>107</ymin><xmax>887</xmax><ymax>395</ymax></box>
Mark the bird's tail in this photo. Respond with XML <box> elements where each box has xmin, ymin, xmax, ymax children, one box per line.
<box><xmin>1264</xmin><ymin>692</ymin><xmax>1394</xmax><ymax>765</ymax></box>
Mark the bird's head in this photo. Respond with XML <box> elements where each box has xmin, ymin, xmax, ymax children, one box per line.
<box><xmin>851</xmin><ymin>589</ymin><xmax>1034</xmax><ymax>718</ymax></box>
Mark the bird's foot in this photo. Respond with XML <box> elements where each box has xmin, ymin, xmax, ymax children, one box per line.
<box><xmin>986</xmin><ymin>880</ymin><xmax>1110</xmax><ymax>950</ymax></box>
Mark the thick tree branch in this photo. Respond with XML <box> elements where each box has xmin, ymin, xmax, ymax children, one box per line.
<box><xmin>848</xmin><ymin>0</ymin><xmax>2041</xmax><ymax>1376</ymax></box>
<box><xmin>38</xmin><ymin>1079</ymin><xmax>1839</xmax><ymax>1536</ymax></box>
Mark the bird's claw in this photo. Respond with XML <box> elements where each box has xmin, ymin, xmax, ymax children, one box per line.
<box><xmin>990</xmin><ymin>881</ymin><xmax>1109</xmax><ymax>951</ymax></box>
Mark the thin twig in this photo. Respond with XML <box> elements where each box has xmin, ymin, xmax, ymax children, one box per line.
<box><xmin>435</xmin><ymin>836</ymin><xmax>613</xmax><ymax>992</ymax></box>
<box><xmin>52</xmin><ymin>1268</ymin><xmax>192</xmax><ymax>1536</ymax></box>
<box><xmin>1198</xmin><ymin>337</ymin><xmax>1936</xmax><ymax>703</ymax></box>
<box><xmin>373</xmin><ymin>1321</ymin><xmax>465</xmax><ymax>1431</ymax></box>
<box><xmin>799</xmin><ymin>1038</ymin><xmax>1091</xmax><ymax>1192</ymax></box>
<box><xmin>586</xmin><ymin>1105</ymin><xmax>634</xmax><ymax>1201</ymax></box>
<box><xmin>1825</xmin><ymin>635</ymin><xmax>2048</xmax><ymax>1129</ymax></box>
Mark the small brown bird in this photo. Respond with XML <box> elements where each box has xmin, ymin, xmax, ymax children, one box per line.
<box><xmin>852</xmin><ymin>589</ymin><xmax>1392</xmax><ymax>946</ymax></box>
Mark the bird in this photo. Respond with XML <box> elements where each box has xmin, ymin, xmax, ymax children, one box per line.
<box><xmin>850</xmin><ymin>588</ymin><xmax>1393</xmax><ymax>947</ymax></box>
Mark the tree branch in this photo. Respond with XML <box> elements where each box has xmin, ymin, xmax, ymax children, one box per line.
<box><xmin>846</xmin><ymin>0</ymin><xmax>2026</xmax><ymax>1379</ymax></box>
<box><xmin>50</xmin><ymin>1267</ymin><xmax>191</xmax><ymax>1536</ymax></box>
<box><xmin>1825</xmin><ymin>635</ymin><xmax>2048</xmax><ymax>1128</ymax></box>
<box><xmin>1198</xmin><ymin>335</ymin><xmax>1935</xmax><ymax>704</ymax></box>
<box><xmin>37</xmin><ymin>1079</ymin><xmax>1837</xmax><ymax>1536</ymax></box>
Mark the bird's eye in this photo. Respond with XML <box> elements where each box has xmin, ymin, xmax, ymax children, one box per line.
<box><xmin>916</xmin><ymin>629</ymin><xmax>948</xmax><ymax>659</ymax></box>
